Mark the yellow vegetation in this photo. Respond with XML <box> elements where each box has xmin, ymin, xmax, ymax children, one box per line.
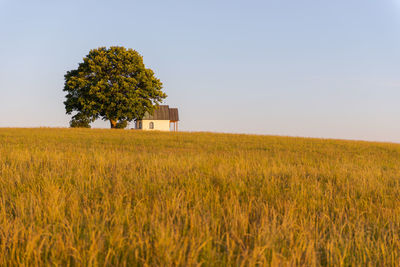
<box><xmin>0</xmin><ymin>128</ymin><xmax>399</xmax><ymax>266</ymax></box>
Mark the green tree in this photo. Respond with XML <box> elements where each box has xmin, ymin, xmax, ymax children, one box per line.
<box><xmin>63</xmin><ymin>46</ymin><xmax>167</xmax><ymax>128</ymax></box>
<box><xmin>115</xmin><ymin>120</ymin><xmax>128</xmax><ymax>129</ymax></box>
<box><xmin>69</xmin><ymin>113</ymin><xmax>91</xmax><ymax>128</ymax></box>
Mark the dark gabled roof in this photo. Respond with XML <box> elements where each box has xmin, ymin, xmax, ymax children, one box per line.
<box><xmin>142</xmin><ymin>105</ymin><xmax>179</xmax><ymax>121</ymax></box>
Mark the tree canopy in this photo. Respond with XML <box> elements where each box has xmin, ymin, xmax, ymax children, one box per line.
<box><xmin>63</xmin><ymin>46</ymin><xmax>167</xmax><ymax>128</ymax></box>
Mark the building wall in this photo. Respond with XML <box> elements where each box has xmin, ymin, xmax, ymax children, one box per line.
<box><xmin>136</xmin><ymin>120</ymin><xmax>170</xmax><ymax>131</ymax></box>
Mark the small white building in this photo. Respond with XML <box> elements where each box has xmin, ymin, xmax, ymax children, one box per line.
<box><xmin>135</xmin><ymin>105</ymin><xmax>179</xmax><ymax>131</ymax></box>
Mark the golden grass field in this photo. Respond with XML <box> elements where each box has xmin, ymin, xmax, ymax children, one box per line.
<box><xmin>0</xmin><ymin>128</ymin><xmax>399</xmax><ymax>266</ymax></box>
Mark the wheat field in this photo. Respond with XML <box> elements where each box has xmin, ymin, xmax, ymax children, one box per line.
<box><xmin>0</xmin><ymin>128</ymin><xmax>399</xmax><ymax>266</ymax></box>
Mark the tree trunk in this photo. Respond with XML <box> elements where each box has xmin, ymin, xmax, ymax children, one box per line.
<box><xmin>110</xmin><ymin>119</ymin><xmax>117</xmax><ymax>129</ymax></box>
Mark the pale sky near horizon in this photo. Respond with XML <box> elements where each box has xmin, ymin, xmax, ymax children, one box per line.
<box><xmin>1</xmin><ymin>0</ymin><xmax>400</xmax><ymax>142</ymax></box>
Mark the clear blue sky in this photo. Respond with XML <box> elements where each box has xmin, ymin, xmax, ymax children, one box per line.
<box><xmin>1</xmin><ymin>0</ymin><xmax>400</xmax><ymax>142</ymax></box>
